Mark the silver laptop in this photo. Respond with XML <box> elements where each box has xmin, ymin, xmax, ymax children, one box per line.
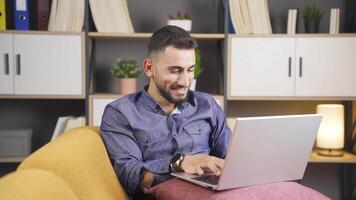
<box><xmin>171</xmin><ymin>114</ymin><xmax>322</xmax><ymax>191</ymax></box>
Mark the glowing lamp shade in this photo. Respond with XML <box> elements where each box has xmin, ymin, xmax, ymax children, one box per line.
<box><xmin>316</xmin><ymin>104</ymin><xmax>344</xmax><ymax>150</ymax></box>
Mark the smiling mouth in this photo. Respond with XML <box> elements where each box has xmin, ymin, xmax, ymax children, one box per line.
<box><xmin>171</xmin><ymin>86</ymin><xmax>188</xmax><ymax>92</ymax></box>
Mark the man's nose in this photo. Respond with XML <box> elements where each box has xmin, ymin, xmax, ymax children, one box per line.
<box><xmin>177</xmin><ymin>72</ymin><xmax>190</xmax><ymax>87</ymax></box>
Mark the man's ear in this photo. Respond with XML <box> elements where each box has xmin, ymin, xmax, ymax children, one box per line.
<box><xmin>143</xmin><ymin>58</ymin><xmax>153</xmax><ymax>77</ymax></box>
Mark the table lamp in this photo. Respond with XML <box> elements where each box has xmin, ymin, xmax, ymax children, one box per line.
<box><xmin>316</xmin><ymin>104</ymin><xmax>344</xmax><ymax>157</ymax></box>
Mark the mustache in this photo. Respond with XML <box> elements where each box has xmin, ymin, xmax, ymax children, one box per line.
<box><xmin>170</xmin><ymin>84</ymin><xmax>188</xmax><ymax>90</ymax></box>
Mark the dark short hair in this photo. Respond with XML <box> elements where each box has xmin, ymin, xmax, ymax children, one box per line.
<box><xmin>148</xmin><ymin>25</ymin><xmax>198</xmax><ymax>57</ymax></box>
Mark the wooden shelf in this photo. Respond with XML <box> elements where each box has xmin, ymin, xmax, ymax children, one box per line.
<box><xmin>90</xmin><ymin>93</ymin><xmax>122</xmax><ymax>98</ymax></box>
<box><xmin>90</xmin><ymin>93</ymin><xmax>223</xmax><ymax>99</ymax></box>
<box><xmin>228</xmin><ymin>33</ymin><xmax>356</xmax><ymax>38</ymax></box>
<box><xmin>309</xmin><ymin>150</ymin><xmax>356</xmax><ymax>164</ymax></box>
<box><xmin>0</xmin><ymin>30</ymin><xmax>83</xmax><ymax>35</ymax></box>
<box><xmin>0</xmin><ymin>95</ymin><xmax>85</xmax><ymax>99</ymax></box>
<box><xmin>226</xmin><ymin>96</ymin><xmax>356</xmax><ymax>101</ymax></box>
<box><xmin>0</xmin><ymin>156</ymin><xmax>26</xmax><ymax>163</ymax></box>
<box><xmin>88</xmin><ymin>32</ymin><xmax>224</xmax><ymax>40</ymax></box>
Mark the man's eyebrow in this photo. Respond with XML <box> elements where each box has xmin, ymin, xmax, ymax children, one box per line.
<box><xmin>188</xmin><ymin>64</ymin><xmax>195</xmax><ymax>69</ymax></box>
<box><xmin>167</xmin><ymin>64</ymin><xmax>196</xmax><ymax>70</ymax></box>
<box><xmin>167</xmin><ymin>65</ymin><xmax>183</xmax><ymax>70</ymax></box>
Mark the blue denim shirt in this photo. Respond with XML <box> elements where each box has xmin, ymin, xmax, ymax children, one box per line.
<box><xmin>100</xmin><ymin>89</ymin><xmax>231</xmax><ymax>195</ymax></box>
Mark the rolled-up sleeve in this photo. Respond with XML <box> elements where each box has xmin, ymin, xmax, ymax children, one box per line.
<box><xmin>209</xmin><ymin>97</ymin><xmax>232</xmax><ymax>158</ymax></box>
<box><xmin>100</xmin><ymin>104</ymin><xmax>144</xmax><ymax>194</ymax></box>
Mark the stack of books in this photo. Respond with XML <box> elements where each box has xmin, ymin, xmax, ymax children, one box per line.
<box><xmin>229</xmin><ymin>0</ymin><xmax>272</xmax><ymax>34</ymax></box>
<box><xmin>51</xmin><ymin>116</ymin><xmax>86</xmax><ymax>141</ymax></box>
<box><xmin>89</xmin><ymin>0</ymin><xmax>134</xmax><ymax>33</ymax></box>
<box><xmin>329</xmin><ymin>8</ymin><xmax>340</xmax><ymax>34</ymax></box>
<box><xmin>48</xmin><ymin>0</ymin><xmax>85</xmax><ymax>32</ymax></box>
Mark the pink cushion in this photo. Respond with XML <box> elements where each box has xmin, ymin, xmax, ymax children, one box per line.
<box><xmin>149</xmin><ymin>178</ymin><xmax>330</xmax><ymax>200</ymax></box>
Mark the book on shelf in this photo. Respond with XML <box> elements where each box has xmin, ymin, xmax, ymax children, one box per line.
<box><xmin>287</xmin><ymin>9</ymin><xmax>298</xmax><ymax>34</ymax></box>
<box><xmin>228</xmin><ymin>0</ymin><xmax>272</xmax><ymax>35</ymax></box>
<box><xmin>36</xmin><ymin>0</ymin><xmax>51</xmax><ymax>30</ymax></box>
<box><xmin>0</xmin><ymin>0</ymin><xmax>6</xmax><ymax>30</ymax></box>
<box><xmin>51</xmin><ymin>116</ymin><xmax>86</xmax><ymax>141</ymax></box>
<box><xmin>329</xmin><ymin>8</ymin><xmax>340</xmax><ymax>34</ymax></box>
<box><xmin>48</xmin><ymin>0</ymin><xmax>84</xmax><ymax>32</ymax></box>
<box><xmin>14</xmin><ymin>0</ymin><xmax>30</xmax><ymax>30</ymax></box>
<box><xmin>89</xmin><ymin>0</ymin><xmax>134</xmax><ymax>33</ymax></box>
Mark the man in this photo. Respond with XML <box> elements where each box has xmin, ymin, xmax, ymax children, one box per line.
<box><xmin>100</xmin><ymin>25</ymin><xmax>231</xmax><ymax>199</ymax></box>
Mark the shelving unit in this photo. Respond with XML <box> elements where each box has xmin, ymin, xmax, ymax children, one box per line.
<box><xmin>310</xmin><ymin>150</ymin><xmax>356</xmax><ymax>164</ymax></box>
<box><xmin>1</xmin><ymin>0</ymin><xmax>355</xmax><ymax>198</ymax></box>
<box><xmin>89</xmin><ymin>32</ymin><xmax>225</xmax><ymax>40</ymax></box>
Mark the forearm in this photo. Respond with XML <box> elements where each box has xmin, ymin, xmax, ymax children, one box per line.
<box><xmin>113</xmin><ymin>156</ymin><xmax>173</xmax><ymax>194</ymax></box>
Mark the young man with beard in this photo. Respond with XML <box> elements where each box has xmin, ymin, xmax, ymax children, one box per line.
<box><xmin>100</xmin><ymin>25</ymin><xmax>231</xmax><ymax>199</ymax></box>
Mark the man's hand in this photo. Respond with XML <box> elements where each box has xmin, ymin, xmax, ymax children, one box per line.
<box><xmin>181</xmin><ymin>154</ymin><xmax>224</xmax><ymax>176</ymax></box>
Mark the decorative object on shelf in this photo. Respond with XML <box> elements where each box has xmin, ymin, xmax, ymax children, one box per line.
<box><xmin>287</xmin><ymin>9</ymin><xmax>298</xmax><ymax>34</ymax></box>
<box><xmin>302</xmin><ymin>4</ymin><xmax>324</xmax><ymax>33</ymax></box>
<box><xmin>48</xmin><ymin>0</ymin><xmax>84</xmax><ymax>32</ymax></box>
<box><xmin>0</xmin><ymin>129</ymin><xmax>32</xmax><ymax>157</ymax></box>
<box><xmin>329</xmin><ymin>8</ymin><xmax>340</xmax><ymax>34</ymax></box>
<box><xmin>190</xmin><ymin>48</ymin><xmax>202</xmax><ymax>91</ymax></box>
<box><xmin>89</xmin><ymin>0</ymin><xmax>134</xmax><ymax>33</ymax></box>
<box><xmin>112</xmin><ymin>58</ymin><xmax>141</xmax><ymax>95</ymax></box>
<box><xmin>316</xmin><ymin>104</ymin><xmax>344</xmax><ymax>157</ymax></box>
<box><xmin>167</xmin><ymin>11</ymin><xmax>192</xmax><ymax>32</ymax></box>
<box><xmin>228</xmin><ymin>0</ymin><xmax>272</xmax><ymax>35</ymax></box>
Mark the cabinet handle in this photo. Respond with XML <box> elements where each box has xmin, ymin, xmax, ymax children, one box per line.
<box><xmin>299</xmin><ymin>57</ymin><xmax>303</xmax><ymax>77</ymax></box>
<box><xmin>4</xmin><ymin>53</ymin><xmax>9</xmax><ymax>75</ymax></box>
<box><xmin>16</xmin><ymin>54</ymin><xmax>21</xmax><ymax>75</ymax></box>
<box><xmin>288</xmin><ymin>57</ymin><xmax>291</xmax><ymax>77</ymax></box>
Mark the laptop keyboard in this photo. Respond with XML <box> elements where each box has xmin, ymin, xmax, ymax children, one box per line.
<box><xmin>192</xmin><ymin>174</ymin><xmax>220</xmax><ymax>185</ymax></box>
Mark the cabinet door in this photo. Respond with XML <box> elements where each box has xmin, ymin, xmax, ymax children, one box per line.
<box><xmin>13</xmin><ymin>34</ymin><xmax>83</xmax><ymax>95</ymax></box>
<box><xmin>229</xmin><ymin>37</ymin><xmax>295</xmax><ymax>98</ymax></box>
<box><xmin>0</xmin><ymin>34</ymin><xmax>14</xmax><ymax>94</ymax></box>
<box><xmin>91</xmin><ymin>97</ymin><xmax>117</xmax><ymax>126</ymax></box>
<box><xmin>295</xmin><ymin>37</ymin><xmax>356</xmax><ymax>97</ymax></box>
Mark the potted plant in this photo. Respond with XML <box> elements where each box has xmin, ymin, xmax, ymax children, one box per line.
<box><xmin>167</xmin><ymin>11</ymin><xmax>192</xmax><ymax>32</ymax></box>
<box><xmin>190</xmin><ymin>48</ymin><xmax>203</xmax><ymax>91</ymax></box>
<box><xmin>302</xmin><ymin>4</ymin><xmax>324</xmax><ymax>33</ymax></box>
<box><xmin>111</xmin><ymin>58</ymin><xmax>141</xmax><ymax>95</ymax></box>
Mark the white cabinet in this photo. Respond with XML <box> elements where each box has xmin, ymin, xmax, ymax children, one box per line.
<box><xmin>228</xmin><ymin>35</ymin><xmax>356</xmax><ymax>99</ymax></box>
<box><xmin>0</xmin><ymin>34</ymin><xmax>14</xmax><ymax>94</ymax></box>
<box><xmin>295</xmin><ymin>37</ymin><xmax>356</xmax><ymax>97</ymax></box>
<box><xmin>0</xmin><ymin>33</ymin><xmax>84</xmax><ymax>97</ymax></box>
<box><xmin>90</xmin><ymin>95</ymin><xmax>118</xmax><ymax>126</ymax></box>
<box><xmin>228</xmin><ymin>37</ymin><xmax>295</xmax><ymax>97</ymax></box>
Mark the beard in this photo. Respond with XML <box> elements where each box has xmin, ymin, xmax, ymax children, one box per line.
<box><xmin>155</xmin><ymin>82</ymin><xmax>188</xmax><ymax>105</ymax></box>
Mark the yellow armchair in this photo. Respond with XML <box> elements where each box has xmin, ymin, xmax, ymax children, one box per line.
<box><xmin>0</xmin><ymin>169</ymin><xmax>78</xmax><ymax>200</ymax></box>
<box><xmin>0</xmin><ymin>126</ymin><xmax>129</xmax><ymax>200</ymax></box>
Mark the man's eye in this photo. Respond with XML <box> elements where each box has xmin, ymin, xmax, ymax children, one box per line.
<box><xmin>169</xmin><ymin>69</ymin><xmax>179</xmax><ymax>74</ymax></box>
<box><xmin>188</xmin><ymin>68</ymin><xmax>194</xmax><ymax>73</ymax></box>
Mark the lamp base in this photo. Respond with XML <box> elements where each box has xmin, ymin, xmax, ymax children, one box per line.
<box><xmin>317</xmin><ymin>149</ymin><xmax>343</xmax><ymax>157</ymax></box>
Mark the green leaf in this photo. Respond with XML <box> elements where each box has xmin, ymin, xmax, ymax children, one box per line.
<box><xmin>111</xmin><ymin>58</ymin><xmax>141</xmax><ymax>78</ymax></box>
